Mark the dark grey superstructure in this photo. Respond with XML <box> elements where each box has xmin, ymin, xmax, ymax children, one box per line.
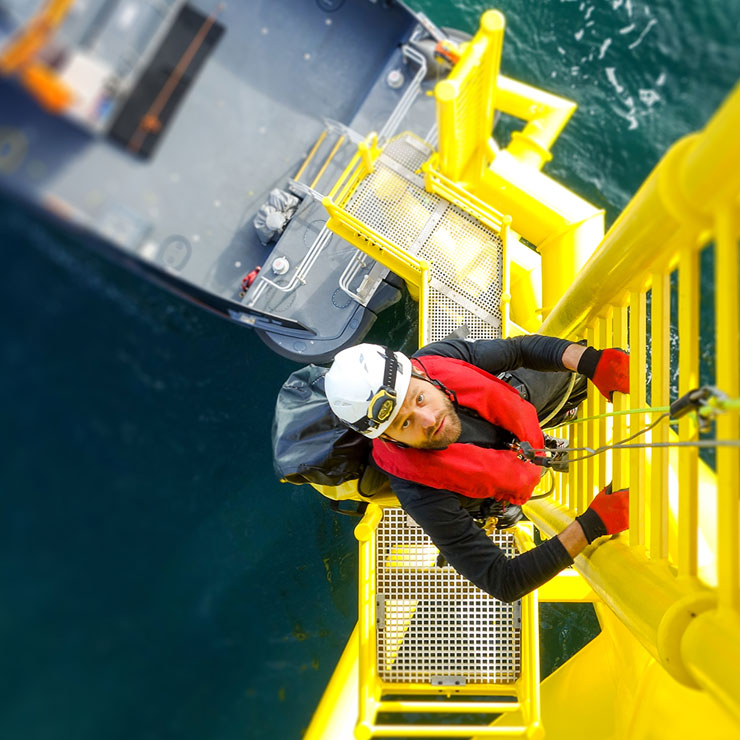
<box><xmin>0</xmin><ymin>0</ymin><xmax>449</xmax><ymax>361</ymax></box>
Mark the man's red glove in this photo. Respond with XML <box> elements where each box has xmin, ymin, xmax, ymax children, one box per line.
<box><xmin>576</xmin><ymin>484</ymin><xmax>629</xmax><ymax>543</ymax></box>
<box><xmin>577</xmin><ymin>347</ymin><xmax>630</xmax><ymax>401</ymax></box>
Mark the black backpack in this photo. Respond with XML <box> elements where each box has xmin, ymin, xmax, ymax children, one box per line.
<box><xmin>272</xmin><ymin>365</ymin><xmax>371</xmax><ymax>487</ymax></box>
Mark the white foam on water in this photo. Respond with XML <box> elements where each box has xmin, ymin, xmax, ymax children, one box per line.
<box><xmin>639</xmin><ymin>89</ymin><xmax>661</xmax><ymax>106</ymax></box>
<box><xmin>629</xmin><ymin>18</ymin><xmax>657</xmax><ymax>50</ymax></box>
<box><xmin>605</xmin><ymin>66</ymin><xmax>624</xmax><ymax>93</ymax></box>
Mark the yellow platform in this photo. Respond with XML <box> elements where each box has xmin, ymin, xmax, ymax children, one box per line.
<box><xmin>306</xmin><ymin>9</ymin><xmax>740</xmax><ymax>738</ymax></box>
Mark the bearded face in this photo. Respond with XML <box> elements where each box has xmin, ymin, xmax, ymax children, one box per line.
<box><xmin>385</xmin><ymin>375</ymin><xmax>462</xmax><ymax>449</ymax></box>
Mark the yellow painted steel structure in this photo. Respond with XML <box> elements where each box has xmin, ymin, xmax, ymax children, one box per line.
<box><xmin>307</xmin><ymin>8</ymin><xmax>740</xmax><ymax>739</ymax></box>
<box><xmin>351</xmin><ymin>515</ymin><xmax>541</xmax><ymax>740</ymax></box>
<box><xmin>529</xmin><ymin>71</ymin><xmax>740</xmax><ymax>729</ymax></box>
<box><xmin>324</xmin><ymin>132</ymin><xmax>433</xmax><ymax>348</ymax></box>
<box><xmin>428</xmin><ymin>10</ymin><xmax>605</xmax><ymax>321</ymax></box>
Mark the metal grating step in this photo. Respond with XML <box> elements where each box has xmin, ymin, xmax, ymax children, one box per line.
<box><xmin>343</xmin><ymin>134</ymin><xmax>503</xmax><ymax>342</ymax></box>
<box><xmin>375</xmin><ymin>508</ymin><xmax>521</xmax><ymax>685</ymax></box>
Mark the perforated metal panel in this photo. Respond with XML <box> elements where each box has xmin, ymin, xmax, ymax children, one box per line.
<box><xmin>452</xmin><ymin>56</ymin><xmax>487</xmax><ymax>164</ymax></box>
<box><xmin>375</xmin><ymin>508</ymin><xmax>521</xmax><ymax>685</ymax></box>
<box><xmin>343</xmin><ymin>134</ymin><xmax>503</xmax><ymax>342</ymax></box>
<box><xmin>345</xmin><ymin>161</ymin><xmax>439</xmax><ymax>252</ymax></box>
<box><xmin>421</xmin><ymin>204</ymin><xmax>503</xmax><ymax>342</ymax></box>
<box><xmin>383</xmin><ymin>135</ymin><xmax>434</xmax><ymax>173</ymax></box>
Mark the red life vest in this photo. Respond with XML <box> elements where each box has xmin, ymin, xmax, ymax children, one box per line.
<box><xmin>371</xmin><ymin>355</ymin><xmax>544</xmax><ymax>504</ymax></box>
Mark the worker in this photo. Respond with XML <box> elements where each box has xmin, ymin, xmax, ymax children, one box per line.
<box><xmin>324</xmin><ymin>335</ymin><xmax>630</xmax><ymax>602</ymax></box>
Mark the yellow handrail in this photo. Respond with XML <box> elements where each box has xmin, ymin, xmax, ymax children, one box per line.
<box><xmin>0</xmin><ymin>0</ymin><xmax>75</xmax><ymax>112</ymax></box>
<box><xmin>528</xmin><ymin>80</ymin><xmax>740</xmax><ymax>721</ymax></box>
<box><xmin>435</xmin><ymin>10</ymin><xmax>504</xmax><ymax>184</ymax></box>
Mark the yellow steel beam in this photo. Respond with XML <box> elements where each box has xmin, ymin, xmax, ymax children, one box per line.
<box><xmin>495</xmin><ymin>75</ymin><xmax>576</xmax><ymax>170</ymax></box>
<box><xmin>677</xmin><ymin>245</ymin><xmax>699</xmax><ymax>579</ymax></box>
<box><xmin>650</xmin><ymin>271</ymin><xmax>670</xmax><ymax>560</ymax></box>
<box><xmin>524</xmin><ymin>496</ymin><xmax>716</xmax><ymax>687</ymax></box>
<box><xmin>536</xmin><ymin>570</ymin><xmax>599</xmax><ymax>603</ymax></box>
<box><xmin>539</xmin><ymin>82</ymin><xmax>740</xmax><ymax>339</ymax></box>
<box><xmin>304</xmin><ymin>625</ymin><xmax>360</xmax><ymax>740</ymax></box>
<box><xmin>628</xmin><ymin>289</ymin><xmax>647</xmax><ymax>548</ymax></box>
<box><xmin>714</xmin><ymin>205</ymin><xmax>739</xmax><ymax>611</ymax></box>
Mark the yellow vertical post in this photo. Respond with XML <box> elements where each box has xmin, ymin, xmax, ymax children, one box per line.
<box><xmin>629</xmin><ymin>289</ymin><xmax>647</xmax><ymax>548</ymax></box>
<box><xmin>357</xmin><ymin>133</ymin><xmax>378</xmax><ymax>177</ymax></box>
<box><xmin>435</xmin><ymin>78</ymin><xmax>460</xmax><ymax>179</ymax></box>
<box><xmin>650</xmin><ymin>273</ymin><xmax>670</xmax><ymax>560</ymax></box>
<box><xmin>677</xmin><ymin>245</ymin><xmax>699</xmax><ymax>579</ymax></box>
<box><xmin>434</xmin><ymin>10</ymin><xmax>504</xmax><ymax>183</ymax></box>
<box><xmin>569</xmin><ymin>409</ymin><xmax>580</xmax><ymax>512</ymax></box>
<box><xmin>355</xmin><ymin>506</ymin><xmax>383</xmax><ymax>737</ymax></box>
<box><xmin>500</xmin><ymin>216</ymin><xmax>512</xmax><ymax>338</ymax></box>
<box><xmin>478</xmin><ymin>10</ymin><xmax>504</xmax><ymax>152</ymax></box>
<box><xmin>557</xmin><ymin>417</ymin><xmax>568</xmax><ymax>510</ymax></box>
<box><xmin>596</xmin><ymin>311</ymin><xmax>611</xmax><ymax>490</ymax></box>
<box><xmin>584</xmin><ymin>325</ymin><xmax>597</xmax><ymax>509</ymax></box>
<box><xmin>612</xmin><ymin>304</ymin><xmax>629</xmax><ymax>491</ymax></box>
<box><xmin>715</xmin><ymin>207</ymin><xmax>740</xmax><ymax>611</ymax></box>
<box><xmin>417</xmin><ymin>260</ymin><xmax>431</xmax><ymax>348</ymax></box>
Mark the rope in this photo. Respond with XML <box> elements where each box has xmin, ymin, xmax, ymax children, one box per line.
<box><xmin>543</xmin><ymin>404</ymin><xmax>671</xmax><ymax>431</ymax></box>
<box><xmin>531</xmin><ymin>391</ymin><xmax>740</xmax><ymax>467</ymax></box>
<box><xmin>538</xmin><ymin>372</ymin><xmax>577</xmax><ymax>426</ymax></box>
<box><xmin>544</xmin><ymin>391</ymin><xmax>740</xmax><ymax>432</ymax></box>
<box><xmin>566</xmin><ymin>439</ymin><xmax>740</xmax><ymax>464</ymax></box>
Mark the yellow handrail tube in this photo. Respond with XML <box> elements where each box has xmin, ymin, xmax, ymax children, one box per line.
<box><xmin>539</xmin><ymin>82</ymin><xmax>740</xmax><ymax>339</ymax></box>
<box><xmin>495</xmin><ymin>75</ymin><xmax>577</xmax><ymax>170</ymax></box>
<box><xmin>529</xmin><ymin>78</ymin><xmax>740</xmax><ymax>725</ymax></box>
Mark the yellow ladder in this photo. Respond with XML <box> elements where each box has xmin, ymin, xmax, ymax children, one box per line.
<box><xmin>353</xmin><ymin>509</ymin><xmax>541</xmax><ymax>739</ymax></box>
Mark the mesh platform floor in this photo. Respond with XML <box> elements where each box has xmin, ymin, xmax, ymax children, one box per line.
<box><xmin>375</xmin><ymin>508</ymin><xmax>521</xmax><ymax>685</ymax></box>
<box><xmin>345</xmin><ymin>134</ymin><xmax>503</xmax><ymax>342</ymax></box>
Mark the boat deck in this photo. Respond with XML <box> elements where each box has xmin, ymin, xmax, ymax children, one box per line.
<box><xmin>0</xmin><ymin>0</ymin><xmax>437</xmax><ymax>359</ymax></box>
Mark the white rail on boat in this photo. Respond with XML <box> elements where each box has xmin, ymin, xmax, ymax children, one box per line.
<box><xmin>378</xmin><ymin>44</ymin><xmax>428</xmax><ymax>144</ymax></box>
<box><xmin>245</xmin><ymin>224</ymin><xmax>332</xmax><ymax>305</ymax></box>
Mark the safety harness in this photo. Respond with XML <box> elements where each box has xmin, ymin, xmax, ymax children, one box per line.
<box><xmin>371</xmin><ymin>355</ymin><xmax>545</xmax><ymax>504</ymax></box>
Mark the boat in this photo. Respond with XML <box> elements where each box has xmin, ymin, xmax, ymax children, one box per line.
<box><xmin>0</xmin><ymin>0</ymin><xmax>458</xmax><ymax>363</ymax></box>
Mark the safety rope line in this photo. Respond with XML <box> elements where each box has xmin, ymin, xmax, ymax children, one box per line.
<box><xmin>565</xmin><ymin>439</ymin><xmax>740</xmax><ymax>463</ymax></box>
<box><xmin>522</xmin><ymin>410</ymin><xmax>670</xmax><ymax>465</ymax></box>
<box><xmin>542</xmin><ymin>392</ymin><xmax>739</xmax><ymax>432</ymax></box>
<box><xmin>529</xmin><ymin>389</ymin><xmax>740</xmax><ymax>467</ymax></box>
<box><xmin>542</xmin><ymin>405</ymin><xmax>670</xmax><ymax>431</ymax></box>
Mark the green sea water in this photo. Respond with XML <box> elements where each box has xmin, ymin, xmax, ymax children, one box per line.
<box><xmin>2</xmin><ymin>1</ymin><xmax>739</xmax><ymax>739</ymax></box>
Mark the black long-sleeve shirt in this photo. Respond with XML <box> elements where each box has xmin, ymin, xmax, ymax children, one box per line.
<box><xmin>383</xmin><ymin>335</ymin><xmax>580</xmax><ymax>602</ymax></box>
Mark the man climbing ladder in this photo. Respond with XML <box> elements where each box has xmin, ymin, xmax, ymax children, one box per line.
<box><xmin>324</xmin><ymin>334</ymin><xmax>630</xmax><ymax>602</ymax></box>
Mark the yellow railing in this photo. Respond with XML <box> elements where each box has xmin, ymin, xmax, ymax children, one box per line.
<box><xmin>324</xmin><ymin>135</ymin><xmax>432</xmax><ymax>348</ymax></box>
<box><xmin>526</xmin><ymin>80</ymin><xmax>740</xmax><ymax>722</ymax></box>
<box><xmin>435</xmin><ymin>10</ymin><xmax>503</xmax><ymax>184</ymax></box>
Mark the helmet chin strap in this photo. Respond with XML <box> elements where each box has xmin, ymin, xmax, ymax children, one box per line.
<box><xmin>412</xmin><ymin>360</ymin><xmax>459</xmax><ymax>407</ymax></box>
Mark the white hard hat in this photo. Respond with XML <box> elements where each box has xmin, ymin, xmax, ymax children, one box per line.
<box><xmin>325</xmin><ymin>344</ymin><xmax>412</xmax><ymax>438</ymax></box>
